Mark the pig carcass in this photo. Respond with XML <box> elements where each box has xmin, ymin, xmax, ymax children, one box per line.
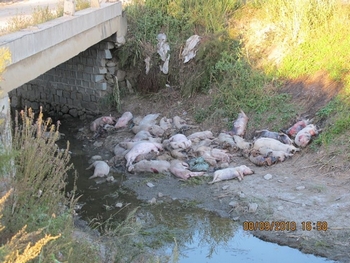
<box><xmin>169</xmin><ymin>160</ymin><xmax>205</xmax><ymax>180</ymax></box>
<box><xmin>90</xmin><ymin>116</ymin><xmax>116</xmax><ymax>132</ymax></box>
<box><xmin>254</xmin><ymin>129</ymin><xmax>293</xmax><ymax>145</ymax></box>
<box><xmin>132</xmin><ymin>130</ymin><xmax>153</xmax><ymax>142</ymax></box>
<box><xmin>233</xmin><ymin>135</ymin><xmax>252</xmax><ymax>150</ymax></box>
<box><xmin>248</xmin><ymin>154</ymin><xmax>277</xmax><ymax>166</ymax></box>
<box><xmin>258</xmin><ymin>146</ymin><xmax>293</xmax><ymax>162</ymax></box>
<box><xmin>294</xmin><ymin>124</ymin><xmax>319</xmax><ymax>147</ymax></box>
<box><xmin>128</xmin><ymin>160</ymin><xmax>171</xmax><ymax>174</ymax></box>
<box><xmin>285</xmin><ymin>119</ymin><xmax>311</xmax><ymax>137</ymax></box>
<box><xmin>159</xmin><ymin>117</ymin><xmax>173</xmax><ymax>130</ymax></box>
<box><xmin>188</xmin><ymin>131</ymin><xmax>214</xmax><ymax>142</ymax></box>
<box><xmin>168</xmin><ymin>134</ymin><xmax>192</xmax><ymax>149</ymax></box>
<box><xmin>125</xmin><ymin>141</ymin><xmax>163</xmax><ymax>169</ymax></box>
<box><xmin>139</xmin><ymin>113</ymin><xmax>160</xmax><ymax>127</ymax></box>
<box><xmin>115</xmin><ymin>112</ymin><xmax>133</xmax><ymax>128</ymax></box>
<box><xmin>86</xmin><ymin>161</ymin><xmax>110</xmax><ymax>179</ymax></box>
<box><xmin>208</xmin><ymin>165</ymin><xmax>254</xmax><ymax>184</ymax></box>
<box><xmin>215</xmin><ymin>133</ymin><xmax>236</xmax><ymax>148</ymax></box>
<box><xmin>149</xmin><ymin>125</ymin><xmax>165</xmax><ymax>137</ymax></box>
<box><xmin>230</xmin><ymin>110</ymin><xmax>249</xmax><ymax>137</ymax></box>
<box><xmin>253</xmin><ymin>137</ymin><xmax>300</xmax><ymax>154</ymax></box>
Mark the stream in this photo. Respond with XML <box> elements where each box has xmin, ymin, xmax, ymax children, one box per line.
<box><xmin>56</xmin><ymin>117</ymin><xmax>337</xmax><ymax>263</ymax></box>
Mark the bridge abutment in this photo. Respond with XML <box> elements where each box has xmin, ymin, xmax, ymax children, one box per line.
<box><xmin>9</xmin><ymin>37</ymin><xmax>128</xmax><ymax>119</ymax></box>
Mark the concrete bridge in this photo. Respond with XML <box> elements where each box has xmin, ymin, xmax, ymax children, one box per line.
<box><xmin>0</xmin><ymin>0</ymin><xmax>127</xmax><ymax>152</ymax></box>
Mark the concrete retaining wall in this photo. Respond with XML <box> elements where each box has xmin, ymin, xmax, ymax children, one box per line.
<box><xmin>9</xmin><ymin>37</ymin><xmax>130</xmax><ymax>119</ymax></box>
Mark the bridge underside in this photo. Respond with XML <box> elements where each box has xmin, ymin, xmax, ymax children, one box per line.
<box><xmin>0</xmin><ymin>2</ymin><xmax>126</xmax><ymax>94</ymax></box>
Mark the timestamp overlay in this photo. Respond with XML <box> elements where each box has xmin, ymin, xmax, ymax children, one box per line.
<box><xmin>243</xmin><ymin>221</ymin><xmax>329</xmax><ymax>232</ymax></box>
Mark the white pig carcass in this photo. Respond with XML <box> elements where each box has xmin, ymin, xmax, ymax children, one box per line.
<box><xmin>169</xmin><ymin>160</ymin><xmax>205</xmax><ymax>180</ymax></box>
<box><xmin>128</xmin><ymin>160</ymin><xmax>171</xmax><ymax>174</ymax></box>
<box><xmin>125</xmin><ymin>141</ymin><xmax>163</xmax><ymax>169</ymax></box>
<box><xmin>208</xmin><ymin>165</ymin><xmax>254</xmax><ymax>184</ymax></box>
<box><xmin>115</xmin><ymin>111</ymin><xmax>133</xmax><ymax>128</ymax></box>
<box><xmin>86</xmin><ymin>161</ymin><xmax>110</xmax><ymax>179</ymax></box>
<box><xmin>253</xmin><ymin>138</ymin><xmax>300</xmax><ymax>154</ymax></box>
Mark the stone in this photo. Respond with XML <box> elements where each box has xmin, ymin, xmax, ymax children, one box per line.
<box><xmin>116</xmin><ymin>70</ymin><xmax>126</xmax><ymax>82</ymax></box>
<box><xmin>277</xmin><ymin>206</ymin><xmax>283</xmax><ymax>211</ymax></box>
<box><xmin>107</xmin><ymin>66</ymin><xmax>116</xmax><ymax>74</ymax></box>
<box><xmin>61</xmin><ymin>105</ymin><xmax>69</xmax><ymax>114</ymax></box>
<box><xmin>222</xmin><ymin>185</ymin><xmax>229</xmax><ymax>190</ymax></box>
<box><xmin>93</xmin><ymin>141</ymin><xmax>103</xmax><ymax>147</ymax></box>
<box><xmin>126</xmin><ymin>79</ymin><xmax>134</xmax><ymax>93</ymax></box>
<box><xmin>94</xmin><ymin>75</ymin><xmax>105</xmax><ymax>82</ymax></box>
<box><xmin>158</xmin><ymin>192</ymin><xmax>164</xmax><ymax>198</ymax></box>
<box><xmin>69</xmin><ymin>108</ymin><xmax>78</xmax><ymax>117</ymax></box>
<box><xmin>146</xmin><ymin>182</ymin><xmax>155</xmax><ymax>188</ymax></box>
<box><xmin>104</xmin><ymin>50</ymin><xmax>112</xmax><ymax>59</ymax></box>
<box><xmin>264</xmin><ymin>173</ymin><xmax>273</xmax><ymax>180</ymax></box>
<box><xmin>106</xmin><ymin>61</ymin><xmax>116</xmax><ymax>67</ymax></box>
<box><xmin>296</xmin><ymin>186</ymin><xmax>306</xmax><ymax>190</ymax></box>
<box><xmin>99</xmin><ymin>67</ymin><xmax>107</xmax><ymax>74</ymax></box>
<box><xmin>148</xmin><ymin>197</ymin><xmax>156</xmax><ymax>204</ymax></box>
<box><xmin>248</xmin><ymin>203</ymin><xmax>258</xmax><ymax>213</ymax></box>
<box><xmin>229</xmin><ymin>201</ymin><xmax>238</xmax><ymax>208</ymax></box>
<box><xmin>115</xmin><ymin>202</ymin><xmax>123</xmax><ymax>208</ymax></box>
<box><xmin>91</xmin><ymin>155</ymin><xmax>102</xmax><ymax>161</ymax></box>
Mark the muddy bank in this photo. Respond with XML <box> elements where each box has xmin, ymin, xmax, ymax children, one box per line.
<box><xmin>57</xmin><ymin>106</ymin><xmax>349</xmax><ymax>263</ymax></box>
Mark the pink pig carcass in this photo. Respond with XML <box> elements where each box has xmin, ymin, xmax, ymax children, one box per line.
<box><xmin>230</xmin><ymin>110</ymin><xmax>249</xmax><ymax>137</ymax></box>
<box><xmin>125</xmin><ymin>141</ymin><xmax>163</xmax><ymax>170</ymax></box>
<box><xmin>169</xmin><ymin>160</ymin><xmax>205</xmax><ymax>180</ymax></box>
<box><xmin>115</xmin><ymin>112</ymin><xmax>133</xmax><ymax>128</ymax></box>
<box><xmin>90</xmin><ymin>116</ymin><xmax>116</xmax><ymax>132</ymax></box>
<box><xmin>294</xmin><ymin>124</ymin><xmax>319</xmax><ymax>147</ymax></box>
<box><xmin>208</xmin><ymin>165</ymin><xmax>254</xmax><ymax>184</ymax></box>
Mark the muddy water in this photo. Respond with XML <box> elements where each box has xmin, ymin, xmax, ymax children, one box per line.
<box><xmin>57</xmin><ymin>118</ymin><xmax>337</xmax><ymax>263</ymax></box>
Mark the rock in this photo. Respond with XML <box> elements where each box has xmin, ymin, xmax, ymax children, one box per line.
<box><xmin>264</xmin><ymin>173</ymin><xmax>273</xmax><ymax>180</ymax></box>
<box><xmin>146</xmin><ymin>182</ymin><xmax>155</xmax><ymax>188</ymax></box>
<box><xmin>106</xmin><ymin>176</ymin><xmax>115</xmax><ymax>182</ymax></box>
<box><xmin>222</xmin><ymin>185</ymin><xmax>229</xmax><ymax>190</ymax></box>
<box><xmin>158</xmin><ymin>192</ymin><xmax>164</xmax><ymax>198</ymax></box>
<box><xmin>229</xmin><ymin>201</ymin><xmax>238</xmax><ymax>208</ymax></box>
<box><xmin>115</xmin><ymin>203</ymin><xmax>123</xmax><ymax>208</ymax></box>
<box><xmin>296</xmin><ymin>186</ymin><xmax>306</xmax><ymax>190</ymax></box>
<box><xmin>277</xmin><ymin>206</ymin><xmax>283</xmax><ymax>211</ymax></box>
<box><xmin>93</xmin><ymin>141</ymin><xmax>103</xmax><ymax>147</ymax></box>
<box><xmin>238</xmin><ymin>191</ymin><xmax>245</xmax><ymax>199</ymax></box>
<box><xmin>69</xmin><ymin>108</ymin><xmax>78</xmax><ymax>117</ymax></box>
<box><xmin>148</xmin><ymin>197</ymin><xmax>156</xmax><ymax>204</ymax></box>
<box><xmin>248</xmin><ymin>203</ymin><xmax>258</xmax><ymax>213</ymax></box>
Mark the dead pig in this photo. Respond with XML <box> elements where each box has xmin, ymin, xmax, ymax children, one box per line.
<box><xmin>285</xmin><ymin>119</ymin><xmax>311</xmax><ymax>137</ymax></box>
<box><xmin>253</xmin><ymin>138</ymin><xmax>300</xmax><ymax>154</ymax></box>
<box><xmin>86</xmin><ymin>161</ymin><xmax>110</xmax><ymax>179</ymax></box>
<box><xmin>90</xmin><ymin>116</ymin><xmax>116</xmax><ymax>132</ymax></box>
<box><xmin>115</xmin><ymin>111</ymin><xmax>133</xmax><ymax>128</ymax></box>
<box><xmin>295</xmin><ymin>124</ymin><xmax>319</xmax><ymax>147</ymax></box>
<box><xmin>230</xmin><ymin>110</ymin><xmax>249</xmax><ymax>137</ymax></box>
<box><xmin>169</xmin><ymin>160</ymin><xmax>205</xmax><ymax>180</ymax></box>
<box><xmin>254</xmin><ymin>129</ymin><xmax>293</xmax><ymax>145</ymax></box>
<box><xmin>125</xmin><ymin>141</ymin><xmax>163</xmax><ymax>169</ymax></box>
<box><xmin>128</xmin><ymin>160</ymin><xmax>171</xmax><ymax>174</ymax></box>
<box><xmin>208</xmin><ymin>165</ymin><xmax>254</xmax><ymax>184</ymax></box>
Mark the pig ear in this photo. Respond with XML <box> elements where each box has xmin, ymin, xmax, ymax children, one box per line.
<box><xmin>102</xmin><ymin>117</ymin><xmax>107</xmax><ymax>121</ymax></box>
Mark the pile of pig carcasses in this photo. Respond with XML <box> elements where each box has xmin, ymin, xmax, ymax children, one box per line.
<box><xmin>87</xmin><ymin>110</ymin><xmax>320</xmax><ymax>185</ymax></box>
